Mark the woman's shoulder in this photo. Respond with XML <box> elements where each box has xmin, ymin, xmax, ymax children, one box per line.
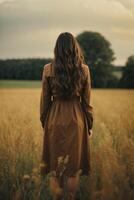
<box><xmin>82</xmin><ymin>63</ymin><xmax>90</xmax><ymax>69</ymax></box>
<box><xmin>82</xmin><ymin>63</ymin><xmax>90</xmax><ymax>76</ymax></box>
<box><xmin>43</xmin><ymin>63</ymin><xmax>52</xmax><ymax>77</ymax></box>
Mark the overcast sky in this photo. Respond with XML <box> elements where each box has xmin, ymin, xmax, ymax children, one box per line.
<box><xmin>0</xmin><ymin>0</ymin><xmax>134</xmax><ymax>65</ymax></box>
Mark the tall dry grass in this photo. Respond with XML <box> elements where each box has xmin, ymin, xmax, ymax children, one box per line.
<box><xmin>0</xmin><ymin>88</ymin><xmax>134</xmax><ymax>200</ymax></box>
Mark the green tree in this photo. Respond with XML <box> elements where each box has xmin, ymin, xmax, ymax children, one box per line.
<box><xmin>119</xmin><ymin>55</ymin><xmax>134</xmax><ymax>88</ymax></box>
<box><xmin>76</xmin><ymin>31</ymin><xmax>116</xmax><ymax>88</ymax></box>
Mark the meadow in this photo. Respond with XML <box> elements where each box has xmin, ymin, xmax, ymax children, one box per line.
<box><xmin>0</xmin><ymin>84</ymin><xmax>134</xmax><ymax>199</ymax></box>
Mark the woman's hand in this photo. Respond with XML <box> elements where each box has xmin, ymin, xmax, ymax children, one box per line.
<box><xmin>88</xmin><ymin>129</ymin><xmax>93</xmax><ymax>138</ymax></box>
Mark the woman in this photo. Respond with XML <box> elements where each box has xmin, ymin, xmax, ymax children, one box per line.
<box><xmin>40</xmin><ymin>32</ymin><xmax>93</xmax><ymax>199</ymax></box>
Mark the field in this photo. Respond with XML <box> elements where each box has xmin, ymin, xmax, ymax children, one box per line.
<box><xmin>0</xmin><ymin>85</ymin><xmax>134</xmax><ymax>199</ymax></box>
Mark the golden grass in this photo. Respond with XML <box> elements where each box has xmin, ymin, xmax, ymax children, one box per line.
<box><xmin>0</xmin><ymin>88</ymin><xmax>134</xmax><ymax>200</ymax></box>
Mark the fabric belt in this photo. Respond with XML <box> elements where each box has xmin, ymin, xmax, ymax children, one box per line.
<box><xmin>51</xmin><ymin>95</ymin><xmax>82</xmax><ymax>102</ymax></box>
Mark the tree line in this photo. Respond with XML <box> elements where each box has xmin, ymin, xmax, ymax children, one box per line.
<box><xmin>0</xmin><ymin>31</ymin><xmax>133</xmax><ymax>88</ymax></box>
<box><xmin>0</xmin><ymin>58</ymin><xmax>51</xmax><ymax>80</ymax></box>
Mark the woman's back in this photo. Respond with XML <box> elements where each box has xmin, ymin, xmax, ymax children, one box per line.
<box><xmin>40</xmin><ymin>62</ymin><xmax>93</xmax><ymax>177</ymax></box>
<box><xmin>43</xmin><ymin>62</ymin><xmax>89</xmax><ymax>97</ymax></box>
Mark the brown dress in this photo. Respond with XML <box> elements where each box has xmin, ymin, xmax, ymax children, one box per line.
<box><xmin>40</xmin><ymin>63</ymin><xmax>93</xmax><ymax>177</ymax></box>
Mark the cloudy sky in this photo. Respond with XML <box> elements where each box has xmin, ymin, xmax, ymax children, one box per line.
<box><xmin>0</xmin><ymin>0</ymin><xmax>134</xmax><ymax>65</ymax></box>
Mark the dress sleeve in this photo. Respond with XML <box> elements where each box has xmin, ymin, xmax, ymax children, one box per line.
<box><xmin>81</xmin><ymin>65</ymin><xmax>94</xmax><ymax>130</ymax></box>
<box><xmin>40</xmin><ymin>66</ymin><xmax>52</xmax><ymax>129</ymax></box>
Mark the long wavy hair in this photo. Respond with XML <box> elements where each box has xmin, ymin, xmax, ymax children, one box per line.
<box><xmin>51</xmin><ymin>32</ymin><xmax>85</xmax><ymax>99</ymax></box>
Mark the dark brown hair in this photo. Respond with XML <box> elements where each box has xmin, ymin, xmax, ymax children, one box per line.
<box><xmin>51</xmin><ymin>32</ymin><xmax>85</xmax><ymax>99</ymax></box>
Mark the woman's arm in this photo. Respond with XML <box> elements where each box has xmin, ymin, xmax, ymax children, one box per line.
<box><xmin>40</xmin><ymin>65</ymin><xmax>52</xmax><ymax>129</ymax></box>
<box><xmin>81</xmin><ymin>65</ymin><xmax>94</xmax><ymax>133</ymax></box>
